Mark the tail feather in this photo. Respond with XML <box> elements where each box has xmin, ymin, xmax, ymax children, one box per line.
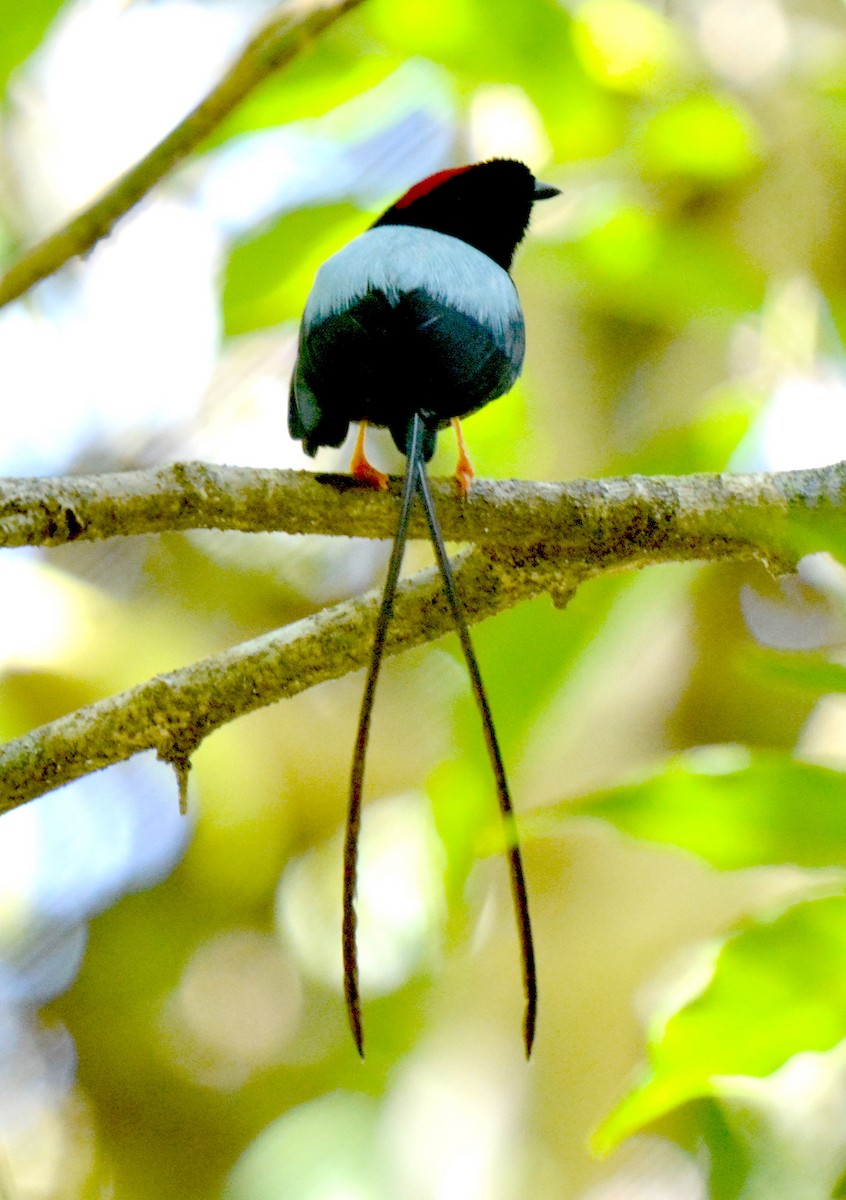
<box><xmin>343</xmin><ymin>414</ymin><xmax>424</xmax><ymax>1057</ymax></box>
<box><xmin>414</xmin><ymin>455</ymin><xmax>537</xmax><ymax>1056</ymax></box>
<box><xmin>344</xmin><ymin>412</ymin><xmax>537</xmax><ymax>1059</ymax></box>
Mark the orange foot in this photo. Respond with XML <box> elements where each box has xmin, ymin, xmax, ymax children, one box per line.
<box><xmin>452</xmin><ymin>417</ymin><xmax>475</xmax><ymax>497</ymax></box>
<box><xmin>350</xmin><ymin>421</ymin><xmax>389</xmax><ymax>491</ymax></box>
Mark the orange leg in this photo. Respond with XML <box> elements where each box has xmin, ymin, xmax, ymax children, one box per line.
<box><xmin>452</xmin><ymin>417</ymin><xmax>475</xmax><ymax>497</ymax></box>
<box><xmin>350</xmin><ymin>421</ymin><xmax>389</xmax><ymax>491</ymax></box>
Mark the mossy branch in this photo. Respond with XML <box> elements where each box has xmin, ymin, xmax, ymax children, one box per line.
<box><xmin>0</xmin><ymin>458</ymin><xmax>842</xmax><ymax>812</ymax></box>
<box><xmin>2</xmin><ymin>458</ymin><xmax>841</xmax><ymax>559</ymax></box>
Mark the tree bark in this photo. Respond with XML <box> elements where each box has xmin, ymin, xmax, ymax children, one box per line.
<box><xmin>0</xmin><ymin>458</ymin><xmax>841</xmax><ymax>812</ymax></box>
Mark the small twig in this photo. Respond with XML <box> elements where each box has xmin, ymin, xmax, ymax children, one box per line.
<box><xmin>0</xmin><ymin>0</ymin><xmax>367</xmax><ymax>309</ymax></box>
<box><xmin>160</xmin><ymin>748</ymin><xmax>192</xmax><ymax>815</ymax></box>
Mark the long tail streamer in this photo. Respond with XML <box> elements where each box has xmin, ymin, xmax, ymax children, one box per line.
<box><xmin>344</xmin><ymin>412</ymin><xmax>536</xmax><ymax>1057</ymax></box>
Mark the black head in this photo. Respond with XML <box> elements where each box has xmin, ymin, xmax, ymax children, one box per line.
<box><xmin>371</xmin><ymin>158</ymin><xmax>559</xmax><ymax>271</ymax></box>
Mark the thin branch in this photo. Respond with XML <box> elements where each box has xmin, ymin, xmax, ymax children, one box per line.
<box><xmin>1</xmin><ymin>459</ymin><xmax>843</xmax><ymax>563</ymax></box>
<box><xmin>0</xmin><ymin>494</ymin><xmax>769</xmax><ymax>816</ymax></box>
<box><xmin>0</xmin><ymin>545</ymin><xmax>570</xmax><ymax>812</ymax></box>
<box><xmin>0</xmin><ymin>0</ymin><xmax>366</xmax><ymax>310</ymax></box>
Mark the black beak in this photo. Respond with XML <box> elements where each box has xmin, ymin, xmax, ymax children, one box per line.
<box><xmin>533</xmin><ymin>180</ymin><xmax>560</xmax><ymax>201</ymax></box>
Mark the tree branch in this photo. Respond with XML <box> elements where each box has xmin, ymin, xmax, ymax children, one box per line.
<box><xmin>1</xmin><ymin>458</ymin><xmax>842</xmax><ymax>812</ymax></box>
<box><xmin>0</xmin><ymin>544</ymin><xmax>564</xmax><ymax>812</ymax></box>
<box><xmin>0</xmin><ymin>0</ymin><xmax>366</xmax><ymax>310</ymax></box>
<box><xmin>2</xmin><ymin>458</ymin><xmax>842</xmax><ymax>562</ymax></box>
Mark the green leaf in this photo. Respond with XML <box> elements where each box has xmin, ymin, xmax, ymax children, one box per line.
<box><xmin>222</xmin><ymin>203</ymin><xmax>365</xmax><ymax>336</ymax></box>
<box><xmin>746</xmin><ymin>650</ymin><xmax>846</xmax><ymax>699</ymax></box>
<box><xmin>432</xmin><ymin>567</ymin><xmax>698</xmax><ymax>908</ymax></box>
<box><xmin>365</xmin><ymin>0</ymin><xmax>615</xmax><ymax>161</ymax></box>
<box><xmin>620</xmin><ymin>392</ymin><xmax>757</xmax><ymax>476</ymax></box>
<box><xmin>556</xmin><ymin>208</ymin><xmax>765</xmax><ymax>325</ymax></box>
<box><xmin>204</xmin><ymin>56</ymin><xmax>402</xmax><ymax>151</ymax></box>
<box><xmin>636</xmin><ymin>93</ymin><xmax>762</xmax><ymax>184</ymax></box>
<box><xmin>571</xmin><ymin>0</ymin><xmax>680</xmax><ymax>93</ymax></box>
<box><xmin>367</xmin><ymin>0</ymin><xmax>573</xmax><ymax>88</ymax></box>
<box><xmin>0</xmin><ymin>0</ymin><xmax>65</xmax><ymax>97</ymax></box>
<box><xmin>578</xmin><ymin>203</ymin><xmax>660</xmax><ymax>284</ymax></box>
<box><xmin>430</xmin><ymin>571</ymin><xmax>641</xmax><ymax>906</ymax></box>
<box><xmin>696</xmin><ymin>1099</ymin><xmax>755</xmax><ymax>1200</ymax></box>
<box><xmin>782</xmin><ymin>508</ymin><xmax>846</xmax><ymax>567</ymax></box>
<box><xmin>596</xmin><ymin>895</ymin><xmax>846</xmax><ymax>1151</ymax></box>
<box><xmin>550</xmin><ymin>747</ymin><xmax>846</xmax><ymax>870</ymax></box>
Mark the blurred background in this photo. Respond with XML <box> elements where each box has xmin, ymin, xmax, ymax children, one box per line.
<box><xmin>3</xmin><ymin>0</ymin><xmax>846</xmax><ymax>1195</ymax></box>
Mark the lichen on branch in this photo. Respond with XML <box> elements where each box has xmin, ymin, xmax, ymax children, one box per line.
<box><xmin>1</xmin><ymin>458</ymin><xmax>841</xmax><ymax>559</ymax></box>
<box><xmin>0</xmin><ymin>457</ymin><xmax>842</xmax><ymax>813</ymax></box>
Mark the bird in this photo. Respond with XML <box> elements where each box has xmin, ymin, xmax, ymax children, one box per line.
<box><xmin>288</xmin><ymin>157</ymin><xmax>559</xmax><ymax>1058</ymax></box>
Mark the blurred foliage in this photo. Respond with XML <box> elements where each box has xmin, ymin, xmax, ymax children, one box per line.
<box><xmin>3</xmin><ymin>0</ymin><xmax>846</xmax><ymax>1198</ymax></box>
<box><xmin>597</xmin><ymin>893</ymin><xmax>846</xmax><ymax>1152</ymax></box>
<box><xmin>749</xmin><ymin>649</ymin><xmax>846</xmax><ymax>697</ymax></box>
<box><xmin>223</xmin><ymin>203</ymin><xmax>365</xmax><ymax>334</ymax></box>
<box><xmin>0</xmin><ymin>0</ymin><xmax>64</xmax><ymax>96</ymax></box>
<box><xmin>554</xmin><ymin>746</ymin><xmax>846</xmax><ymax>870</ymax></box>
